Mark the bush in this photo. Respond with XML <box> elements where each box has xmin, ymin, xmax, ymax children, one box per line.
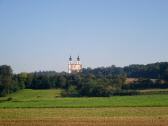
<box><xmin>62</xmin><ymin>86</ymin><xmax>80</xmax><ymax>97</ymax></box>
<box><xmin>7</xmin><ymin>97</ymin><xmax>13</xmax><ymax>101</ymax></box>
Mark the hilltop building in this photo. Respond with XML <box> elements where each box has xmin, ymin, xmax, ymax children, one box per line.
<box><xmin>68</xmin><ymin>56</ymin><xmax>82</xmax><ymax>73</ymax></box>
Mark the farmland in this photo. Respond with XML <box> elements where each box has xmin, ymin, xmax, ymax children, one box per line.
<box><xmin>1</xmin><ymin>107</ymin><xmax>168</xmax><ymax>119</ymax></box>
<box><xmin>1</xmin><ymin>89</ymin><xmax>168</xmax><ymax>108</ymax></box>
<box><xmin>0</xmin><ymin>107</ymin><xmax>168</xmax><ymax>126</ymax></box>
<box><xmin>0</xmin><ymin>89</ymin><xmax>168</xmax><ymax>126</ymax></box>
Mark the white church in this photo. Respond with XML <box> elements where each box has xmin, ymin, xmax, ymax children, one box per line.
<box><xmin>68</xmin><ymin>56</ymin><xmax>82</xmax><ymax>73</ymax></box>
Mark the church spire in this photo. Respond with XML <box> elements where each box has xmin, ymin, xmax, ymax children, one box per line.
<box><xmin>77</xmin><ymin>56</ymin><xmax>80</xmax><ymax>61</ymax></box>
<box><xmin>76</xmin><ymin>56</ymin><xmax>80</xmax><ymax>64</ymax></box>
<box><xmin>68</xmin><ymin>56</ymin><xmax>72</xmax><ymax>65</ymax></box>
<box><xmin>69</xmin><ymin>56</ymin><xmax>72</xmax><ymax>61</ymax></box>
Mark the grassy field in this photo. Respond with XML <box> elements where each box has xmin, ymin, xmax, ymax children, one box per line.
<box><xmin>0</xmin><ymin>89</ymin><xmax>168</xmax><ymax>108</ymax></box>
<box><xmin>0</xmin><ymin>89</ymin><xmax>168</xmax><ymax>126</ymax></box>
<box><xmin>0</xmin><ymin>89</ymin><xmax>62</xmax><ymax>100</ymax></box>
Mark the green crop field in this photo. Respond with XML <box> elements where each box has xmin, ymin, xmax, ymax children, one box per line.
<box><xmin>0</xmin><ymin>89</ymin><xmax>168</xmax><ymax>108</ymax></box>
<box><xmin>1</xmin><ymin>89</ymin><xmax>168</xmax><ymax>126</ymax></box>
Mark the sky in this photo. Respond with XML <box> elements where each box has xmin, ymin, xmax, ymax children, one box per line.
<box><xmin>0</xmin><ymin>0</ymin><xmax>168</xmax><ymax>73</ymax></box>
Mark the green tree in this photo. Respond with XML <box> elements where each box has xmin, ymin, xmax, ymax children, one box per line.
<box><xmin>57</xmin><ymin>76</ymin><xmax>67</xmax><ymax>88</ymax></box>
<box><xmin>0</xmin><ymin>65</ymin><xmax>13</xmax><ymax>95</ymax></box>
<box><xmin>65</xmin><ymin>85</ymin><xmax>79</xmax><ymax>97</ymax></box>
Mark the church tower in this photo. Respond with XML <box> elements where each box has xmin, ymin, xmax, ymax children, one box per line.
<box><xmin>68</xmin><ymin>56</ymin><xmax>72</xmax><ymax>73</ymax></box>
<box><xmin>68</xmin><ymin>56</ymin><xmax>82</xmax><ymax>73</ymax></box>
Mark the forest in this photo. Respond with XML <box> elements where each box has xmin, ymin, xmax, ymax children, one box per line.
<box><xmin>0</xmin><ymin>62</ymin><xmax>168</xmax><ymax>97</ymax></box>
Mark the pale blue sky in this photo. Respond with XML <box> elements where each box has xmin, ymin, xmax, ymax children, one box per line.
<box><xmin>0</xmin><ymin>0</ymin><xmax>168</xmax><ymax>73</ymax></box>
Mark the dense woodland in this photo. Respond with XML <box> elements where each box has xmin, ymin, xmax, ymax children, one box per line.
<box><xmin>0</xmin><ymin>62</ymin><xmax>168</xmax><ymax>97</ymax></box>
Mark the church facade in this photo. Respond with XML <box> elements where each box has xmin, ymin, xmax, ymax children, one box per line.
<box><xmin>68</xmin><ymin>56</ymin><xmax>82</xmax><ymax>73</ymax></box>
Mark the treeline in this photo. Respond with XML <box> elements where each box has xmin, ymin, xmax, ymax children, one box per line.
<box><xmin>123</xmin><ymin>78</ymin><xmax>168</xmax><ymax>90</ymax></box>
<box><xmin>83</xmin><ymin>62</ymin><xmax>168</xmax><ymax>80</ymax></box>
<box><xmin>0</xmin><ymin>62</ymin><xmax>168</xmax><ymax>97</ymax></box>
<box><xmin>20</xmin><ymin>72</ymin><xmax>126</xmax><ymax>97</ymax></box>
<box><xmin>0</xmin><ymin>65</ymin><xmax>126</xmax><ymax>97</ymax></box>
<box><xmin>124</xmin><ymin>62</ymin><xmax>168</xmax><ymax>80</ymax></box>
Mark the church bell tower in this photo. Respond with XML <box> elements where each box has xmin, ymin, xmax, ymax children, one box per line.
<box><xmin>68</xmin><ymin>56</ymin><xmax>72</xmax><ymax>73</ymax></box>
<box><xmin>68</xmin><ymin>56</ymin><xmax>82</xmax><ymax>73</ymax></box>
